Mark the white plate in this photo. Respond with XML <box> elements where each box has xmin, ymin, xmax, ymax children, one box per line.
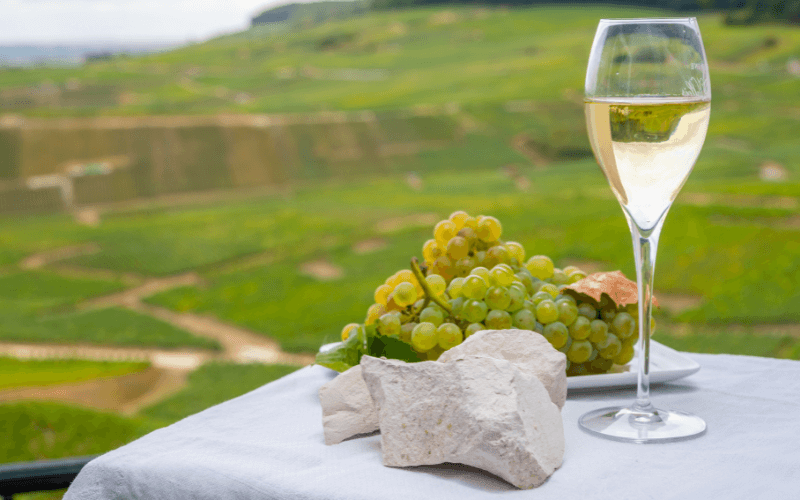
<box><xmin>567</xmin><ymin>340</ymin><xmax>700</xmax><ymax>391</ymax></box>
<box><xmin>317</xmin><ymin>339</ymin><xmax>700</xmax><ymax>392</ymax></box>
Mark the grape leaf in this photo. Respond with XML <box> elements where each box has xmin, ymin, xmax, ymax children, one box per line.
<box><xmin>315</xmin><ymin>324</ymin><xmax>422</xmax><ymax>372</ymax></box>
<box><xmin>314</xmin><ymin>325</ymin><xmax>369</xmax><ymax>372</ymax></box>
<box><xmin>368</xmin><ymin>334</ymin><xmax>421</xmax><ymax>364</ymax></box>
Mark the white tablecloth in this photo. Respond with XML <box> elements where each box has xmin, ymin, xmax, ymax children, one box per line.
<box><xmin>65</xmin><ymin>353</ymin><xmax>800</xmax><ymax>500</ymax></box>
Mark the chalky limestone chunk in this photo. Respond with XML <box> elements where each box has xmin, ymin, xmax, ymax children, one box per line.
<box><xmin>438</xmin><ymin>329</ymin><xmax>568</xmax><ymax>409</ymax></box>
<box><xmin>318</xmin><ymin>365</ymin><xmax>379</xmax><ymax>445</ymax></box>
<box><xmin>361</xmin><ymin>355</ymin><xmax>564</xmax><ymax>489</ymax></box>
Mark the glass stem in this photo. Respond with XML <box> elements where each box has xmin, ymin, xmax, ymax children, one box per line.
<box><xmin>628</xmin><ymin>213</ymin><xmax>666</xmax><ymax>414</ymax></box>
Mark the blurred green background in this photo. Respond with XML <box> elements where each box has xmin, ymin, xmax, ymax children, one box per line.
<box><xmin>1</xmin><ymin>2</ymin><xmax>799</xmax><ymax>496</ymax></box>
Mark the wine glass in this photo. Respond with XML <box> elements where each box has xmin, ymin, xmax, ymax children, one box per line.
<box><xmin>579</xmin><ymin>18</ymin><xmax>710</xmax><ymax>443</ymax></box>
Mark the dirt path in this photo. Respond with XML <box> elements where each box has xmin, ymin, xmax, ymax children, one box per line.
<box><xmin>80</xmin><ymin>272</ymin><xmax>203</xmax><ymax>309</ymax></box>
<box><xmin>4</xmin><ymin>247</ymin><xmax>315</xmax><ymax>413</ymax></box>
<box><xmin>19</xmin><ymin>243</ymin><xmax>101</xmax><ymax>270</ymax></box>
<box><xmin>0</xmin><ymin>365</ymin><xmax>189</xmax><ymax>415</ymax></box>
<box><xmin>130</xmin><ymin>302</ymin><xmax>315</xmax><ymax>366</ymax></box>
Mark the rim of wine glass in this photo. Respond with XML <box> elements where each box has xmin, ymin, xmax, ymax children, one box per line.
<box><xmin>598</xmin><ymin>17</ymin><xmax>697</xmax><ymax>23</ymax></box>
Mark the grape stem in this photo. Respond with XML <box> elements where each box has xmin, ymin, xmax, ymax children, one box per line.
<box><xmin>410</xmin><ymin>257</ymin><xmax>453</xmax><ymax>316</ymax></box>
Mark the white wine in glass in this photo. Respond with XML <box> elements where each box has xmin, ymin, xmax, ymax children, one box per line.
<box><xmin>580</xmin><ymin>19</ymin><xmax>710</xmax><ymax>443</ymax></box>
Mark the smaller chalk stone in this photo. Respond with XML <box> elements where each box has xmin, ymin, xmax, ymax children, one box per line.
<box><xmin>319</xmin><ymin>365</ymin><xmax>379</xmax><ymax>445</ymax></box>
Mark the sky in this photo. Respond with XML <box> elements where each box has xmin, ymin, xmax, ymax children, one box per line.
<box><xmin>0</xmin><ymin>0</ymin><xmax>306</xmax><ymax>44</ymax></box>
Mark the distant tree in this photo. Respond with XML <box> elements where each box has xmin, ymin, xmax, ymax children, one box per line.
<box><xmin>723</xmin><ymin>0</ymin><xmax>800</xmax><ymax>24</ymax></box>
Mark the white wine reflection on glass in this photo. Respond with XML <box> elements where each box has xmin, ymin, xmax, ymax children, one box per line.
<box><xmin>580</xmin><ymin>18</ymin><xmax>710</xmax><ymax>443</ymax></box>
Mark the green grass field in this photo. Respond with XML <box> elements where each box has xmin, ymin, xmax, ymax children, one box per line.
<box><xmin>0</xmin><ymin>357</ymin><xmax>148</xmax><ymax>391</ymax></box>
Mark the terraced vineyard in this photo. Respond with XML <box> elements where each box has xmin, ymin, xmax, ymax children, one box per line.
<box><xmin>0</xmin><ymin>7</ymin><xmax>798</xmax><ymax>491</ymax></box>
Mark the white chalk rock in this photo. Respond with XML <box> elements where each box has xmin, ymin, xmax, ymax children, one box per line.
<box><xmin>438</xmin><ymin>329</ymin><xmax>567</xmax><ymax>409</ymax></box>
<box><xmin>318</xmin><ymin>365</ymin><xmax>379</xmax><ymax>445</ymax></box>
<box><xmin>361</xmin><ymin>355</ymin><xmax>564</xmax><ymax>489</ymax></box>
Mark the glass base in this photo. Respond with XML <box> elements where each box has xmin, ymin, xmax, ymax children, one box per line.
<box><xmin>579</xmin><ymin>406</ymin><xmax>706</xmax><ymax>444</ymax></box>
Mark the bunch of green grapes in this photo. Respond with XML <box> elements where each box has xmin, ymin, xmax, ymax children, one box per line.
<box><xmin>340</xmin><ymin>211</ymin><xmax>649</xmax><ymax>375</ymax></box>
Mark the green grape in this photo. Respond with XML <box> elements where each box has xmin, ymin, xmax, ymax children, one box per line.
<box><xmin>377</xmin><ymin>313</ymin><xmax>402</xmax><ymax>336</ymax></box>
<box><xmin>485</xmin><ymin>309</ymin><xmax>512</xmax><ymax>329</ymax></box>
<box><xmin>437</xmin><ymin>323</ymin><xmax>463</xmax><ymax>350</ymax></box>
<box><xmin>611</xmin><ymin>312</ymin><xmax>636</xmax><ymax>340</ymax></box>
<box><xmin>341</xmin><ymin>323</ymin><xmax>360</xmax><ymax>341</ymax></box>
<box><xmin>411</xmin><ymin>322</ymin><xmax>438</xmax><ymax>352</ymax></box>
<box><xmin>412</xmin><ymin>299</ymin><xmax>426</xmax><ymax>313</ymax></box>
<box><xmin>567</xmin><ymin>340</ymin><xmax>593</xmax><ymax>363</ymax></box>
<box><xmin>531</xmin><ymin>290</ymin><xmax>552</xmax><ymax>306</ymax></box>
<box><xmin>555</xmin><ymin>293</ymin><xmax>577</xmax><ymax>305</ymax></box>
<box><xmin>525</xmin><ymin>255</ymin><xmax>554</xmax><ymax>280</ymax></box>
<box><xmin>542</xmin><ymin>321</ymin><xmax>568</xmax><ymax>349</ymax></box>
<box><xmin>588</xmin><ymin>319</ymin><xmax>609</xmax><ymax>343</ymax></box>
<box><xmin>505</xmin><ymin>241</ymin><xmax>526</xmax><ymax>264</ymax></box>
<box><xmin>425</xmin><ymin>274</ymin><xmax>447</xmax><ymax>297</ymax></box>
<box><xmin>534</xmin><ymin>321</ymin><xmax>544</xmax><ymax>334</ymax></box>
<box><xmin>449</xmin><ymin>297</ymin><xmax>465</xmax><ymax>317</ymax></box>
<box><xmin>453</xmin><ymin>257</ymin><xmax>476</xmax><ymax>278</ymax></box>
<box><xmin>457</xmin><ymin>227</ymin><xmax>477</xmax><ymax>246</ymax></box>
<box><xmin>446</xmin><ymin>236</ymin><xmax>470</xmax><ymax>261</ymax></box>
<box><xmin>461</xmin><ymin>299</ymin><xmax>488</xmax><ymax>323</ymax></box>
<box><xmin>374</xmin><ymin>284</ymin><xmax>392</xmax><ymax>306</ymax></box>
<box><xmin>568</xmin><ymin>272</ymin><xmax>587</xmax><ymax>283</ymax></box>
<box><xmin>464</xmin><ymin>322</ymin><xmax>484</xmax><ymax>338</ymax></box>
<box><xmin>567</xmin><ymin>363</ymin><xmax>591</xmax><ymax>377</ymax></box>
<box><xmin>514</xmin><ymin>273</ymin><xmax>534</xmax><ymax>295</ymax></box>
<box><xmin>615</xmin><ymin>340</ymin><xmax>636</xmax><ymax>365</ymax></box>
<box><xmin>506</xmin><ymin>286</ymin><xmax>525</xmax><ymax>312</ymax></box>
<box><xmin>535</xmin><ymin>299</ymin><xmax>559</xmax><ymax>324</ymax></box>
<box><xmin>530</xmin><ymin>278</ymin><xmax>545</xmax><ymax>294</ymax></box>
<box><xmin>447</xmin><ymin>277</ymin><xmax>465</xmax><ymax>298</ymax></box>
<box><xmin>600</xmin><ymin>306</ymin><xmax>617</xmax><ymax>322</ymax></box>
<box><xmin>462</xmin><ymin>215</ymin><xmax>478</xmax><ymax>231</ymax></box>
<box><xmin>577</xmin><ymin>303</ymin><xmax>598</xmax><ymax>319</ymax></box>
<box><xmin>490</xmin><ymin>265</ymin><xmax>515</xmax><ymax>287</ymax></box>
<box><xmin>476</xmin><ymin>216</ymin><xmax>502</xmax><ymax>242</ymax></box>
<box><xmin>551</xmin><ymin>268</ymin><xmax>570</xmax><ymax>286</ymax></box>
<box><xmin>557</xmin><ymin>301</ymin><xmax>579</xmax><ymax>326</ymax></box>
<box><xmin>366</xmin><ymin>303</ymin><xmax>387</xmax><ymax>325</ymax></box>
<box><xmin>399</xmin><ymin>322</ymin><xmax>416</xmax><ymax>343</ymax></box>
<box><xmin>597</xmin><ymin>333</ymin><xmax>622</xmax><ymax>360</ymax></box>
<box><xmin>393</xmin><ymin>282</ymin><xmax>418</xmax><ymax>307</ymax></box>
<box><xmin>485</xmin><ymin>286</ymin><xmax>511</xmax><ymax>310</ymax></box>
<box><xmin>569</xmin><ymin>316</ymin><xmax>592</xmax><ymax>340</ymax></box>
<box><xmin>473</xmin><ymin>251</ymin><xmax>486</xmax><ymax>267</ymax></box>
<box><xmin>422</xmin><ymin>239</ymin><xmax>442</xmax><ymax>264</ymax></box>
<box><xmin>420</xmin><ymin>307</ymin><xmax>444</xmax><ymax>327</ymax></box>
<box><xmin>539</xmin><ymin>283</ymin><xmax>559</xmax><ymax>299</ymax></box>
<box><xmin>587</xmin><ymin>347</ymin><xmax>598</xmax><ymax>362</ymax></box>
<box><xmin>462</xmin><ymin>275</ymin><xmax>488</xmax><ymax>300</ymax></box>
<box><xmin>430</xmin><ymin>255</ymin><xmax>454</xmax><ymax>280</ymax></box>
<box><xmin>557</xmin><ymin>335</ymin><xmax>572</xmax><ymax>355</ymax></box>
<box><xmin>434</xmin><ymin>220</ymin><xmax>457</xmax><ymax>247</ymax></box>
<box><xmin>589</xmin><ymin>356</ymin><xmax>613</xmax><ymax>374</ymax></box>
<box><xmin>512</xmin><ymin>308</ymin><xmax>536</xmax><ymax>330</ymax></box>
<box><xmin>563</xmin><ymin>266</ymin><xmax>580</xmax><ymax>275</ymax></box>
<box><xmin>484</xmin><ymin>245</ymin><xmax>509</xmax><ymax>268</ymax></box>
<box><xmin>470</xmin><ymin>266</ymin><xmax>491</xmax><ymax>282</ymax></box>
<box><xmin>428</xmin><ymin>301</ymin><xmax>446</xmax><ymax>315</ymax></box>
<box><xmin>448</xmin><ymin>210</ymin><xmax>469</xmax><ymax>230</ymax></box>
<box><xmin>522</xmin><ymin>299</ymin><xmax>537</xmax><ymax>314</ymax></box>
<box><xmin>509</xmin><ymin>281</ymin><xmax>527</xmax><ymax>296</ymax></box>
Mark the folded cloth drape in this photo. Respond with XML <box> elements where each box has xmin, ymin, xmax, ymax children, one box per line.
<box><xmin>66</xmin><ymin>353</ymin><xmax>800</xmax><ymax>500</ymax></box>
